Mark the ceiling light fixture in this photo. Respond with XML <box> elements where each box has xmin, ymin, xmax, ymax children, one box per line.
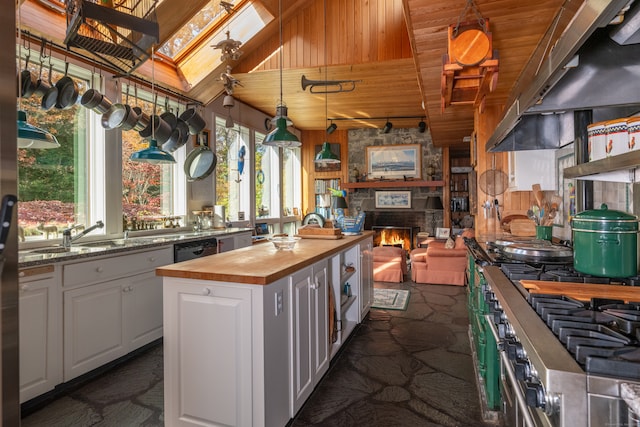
<box><xmin>16</xmin><ymin>9</ymin><xmax>59</xmax><ymax>149</ymax></box>
<box><xmin>315</xmin><ymin>0</ymin><xmax>340</xmax><ymax>165</ymax></box>
<box><xmin>383</xmin><ymin>121</ymin><xmax>393</xmax><ymax>133</ymax></box>
<box><xmin>130</xmin><ymin>47</ymin><xmax>176</xmax><ymax>164</ymax></box>
<box><xmin>263</xmin><ymin>0</ymin><xmax>300</xmax><ymax>147</ymax></box>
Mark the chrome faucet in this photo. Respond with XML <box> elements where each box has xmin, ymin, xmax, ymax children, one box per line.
<box><xmin>62</xmin><ymin>220</ymin><xmax>104</xmax><ymax>249</ymax></box>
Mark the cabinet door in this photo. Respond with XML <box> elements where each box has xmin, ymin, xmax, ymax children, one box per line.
<box><xmin>289</xmin><ymin>260</ymin><xmax>329</xmax><ymax>416</ymax></box>
<box><xmin>19</xmin><ymin>273</ymin><xmax>61</xmax><ymax>403</ymax></box>
<box><xmin>234</xmin><ymin>232</ymin><xmax>252</xmax><ymax>249</ymax></box>
<box><xmin>312</xmin><ymin>261</ymin><xmax>329</xmax><ymax>381</ymax></box>
<box><xmin>289</xmin><ymin>267</ymin><xmax>314</xmax><ymax>415</ymax></box>
<box><xmin>218</xmin><ymin>236</ymin><xmax>235</xmax><ymax>253</ymax></box>
<box><xmin>64</xmin><ymin>280</ymin><xmax>126</xmax><ymax>381</ymax></box>
<box><xmin>124</xmin><ymin>270</ymin><xmax>163</xmax><ymax>350</ymax></box>
<box><xmin>359</xmin><ymin>239</ymin><xmax>373</xmax><ymax>320</ymax></box>
<box><xmin>163</xmin><ymin>282</ymin><xmax>253</xmax><ymax>427</ymax></box>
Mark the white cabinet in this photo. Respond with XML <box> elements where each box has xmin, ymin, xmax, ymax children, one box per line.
<box><xmin>62</xmin><ymin>247</ymin><xmax>172</xmax><ymax>381</ymax></box>
<box><xmin>163</xmin><ymin>281</ymin><xmax>254</xmax><ymax>427</ymax></box>
<box><xmin>19</xmin><ymin>265</ymin><xmax>62</xmax><ymax>403</ymax></box>
<box><xmin>359</xmin><ymin>238</ymin><xmax>373</xmax><ymax>320</ymax></box>
<box><xmin>163</xmin><ymin>277</ymin><xmax>291</xmax><ymax>427</ymax></box>
<box><xmin>217</xmin><ymin>231</ymin><xmax>252</xmax><ymax>253</ymax></box>
<box><xmin>289</xmin><ymin>260</ymin><xmax>329</xmax><ymax>416</ymax></box>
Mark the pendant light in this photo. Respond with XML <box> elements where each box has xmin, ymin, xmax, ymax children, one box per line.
<box><xmin>16</xmin><ymin>5</ymin><xmax>59</xmax><ymax>149</ymax></box>
<box><xmin>263</xmin><ymin>0</ymin><xmax>300</xmax><ymax>147</ymax></box>
<box><xmin>130</xmin><ymin>47</ymin><xmax>176</xmax><ymax>164</ymax></box>
<box><xmin>314</xmin><ymin>0</ymin><xmax>340</xmax><ymax>165</ymax></box>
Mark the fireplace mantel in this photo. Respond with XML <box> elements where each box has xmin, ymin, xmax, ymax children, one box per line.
<box><xmin>343</xmin><ymin>180</ymin><xmax>444</xmax><ymax>190</ymax></box>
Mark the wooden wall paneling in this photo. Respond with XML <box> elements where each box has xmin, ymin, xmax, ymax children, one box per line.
<box><xmin>300</xmin><ymin>129</ymin><xmax>348</xmax><ymax>216</ymax></box>
<box><xmin>442</xmin><ymin>147</ymin><xmax>451</xmax><ymax>228</ymax></box>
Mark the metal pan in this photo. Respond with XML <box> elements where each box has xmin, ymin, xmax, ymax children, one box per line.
<box><xmin>41</xmin><ymin>62</ymin><xmax>58</xmax><ymax>111</ymax></box>
<box><xmin>54</xmin><ymin>62</ymin><xmax>79</xmax><ymax>110</ymax></box>
<box><xmin>184</xmin><ymin>134</ymin><xmax>217</xmax><ymax>181</ymax></box>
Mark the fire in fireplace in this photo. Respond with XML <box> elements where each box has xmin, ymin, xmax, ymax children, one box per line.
<box><xmin>372</xmin><ymin>226</ymin><xmax>420</xmax><ymax>252</ymax></box>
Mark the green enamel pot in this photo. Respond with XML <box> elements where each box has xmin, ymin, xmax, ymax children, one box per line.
<box><xmin>571</xmin><ymin>204</ymin><xmax>639</xmax><ymax>278</ymax></box>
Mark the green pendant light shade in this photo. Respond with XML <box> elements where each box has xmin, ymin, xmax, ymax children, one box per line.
<box><xmin>263</xmin><ymin>0</ymin><xmax>301</xmax><ymax>148</ymax></box>
<box><xmin>130</xmin><ymin>139</ymin><xmax>176</xmax><ymax>164</ymax></box>
<box><xmin>264</xmin><ymin>116</ymin><xmax>300</xmax><ymax>147</ymax></box>
<box><xmin>17</xmin><ymin>110</ymin><xmax>60</xmax><ymax>149</ymax></box>
<box><xmin>314</xmin><ymin>141</ymin><xmax>340</xmax><ymax>164</ymax></box>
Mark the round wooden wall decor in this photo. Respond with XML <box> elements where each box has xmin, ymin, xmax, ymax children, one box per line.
<box><xmin>450</xmin><ymin>28</ymin><xmax>490</xmax><ymax>66</ymax></box>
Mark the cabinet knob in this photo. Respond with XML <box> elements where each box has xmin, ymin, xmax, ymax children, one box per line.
<box><xmin>311</xmin><ymin>279</ymin><xmax>319</xmax><ymax>290</ymax></box>
<box><xmin>202</xmin><ymin>288</ymin><xmax>211</xmax><ymax>295</ymax></box>
<box><xmin>19</xmin><ymin>284</ymin><xmax>29</xmax><ymax>292</ymax></box>
<box><xmin>149</xmin><ymin>257</ymin><xmax>156</xmax><ymax>262</ymax></box>
<box><xmin>96</xmin><ymin>266</ymin><xmax>104</xmax><ymax>273</ymax></box>
<box><xmin>18</xmin><ymin>271</ymin><xmax>25</xmax><ymax>277</ymax></box>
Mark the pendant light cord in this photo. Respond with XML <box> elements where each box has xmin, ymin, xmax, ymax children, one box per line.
<box><xmin>17</xmin><ymin>1</ymin><xmax>22</xmax><ymax>111</ymax></box>
<box><xmin>278</xmin><ymin>0</ymin><xmax>283</xmax><ymax>106</ymax></box>
<box><xmin>324</xmin><ymin>0</ymin><xmax>328</xmax><ymax>128</ymax></box>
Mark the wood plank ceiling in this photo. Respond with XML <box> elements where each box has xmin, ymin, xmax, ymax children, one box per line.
<box><xmin>20</xmin><ymin>0</ymin><xmax>574</xmax><ymax>149</ymax></box>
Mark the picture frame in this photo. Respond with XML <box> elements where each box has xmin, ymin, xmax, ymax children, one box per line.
<box><xmin>374</xmin><ymin>190</ymin><xmax>412</xmax><ymax>209</ymax></box>
<box><xmin>436</xmin><ymin>227</ymin><xmax>451</xmax><ymax>239</ymax></box>
<box><xmin>366</xmin><ymin>144</ymin><xmax>422</xmax><ymax>180</ymax></box>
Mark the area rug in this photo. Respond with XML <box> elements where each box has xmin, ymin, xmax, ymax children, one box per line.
<box><xmin>371</xmin><ymin>288</ymin><xmax>410</xmax><ymax>311</ymax></box>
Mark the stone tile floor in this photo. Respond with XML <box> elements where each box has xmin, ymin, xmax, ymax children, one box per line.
<box><xmin>21</xmin><ymin>280</ymin><xmax>488</xmax><ymax>426</ymax></box>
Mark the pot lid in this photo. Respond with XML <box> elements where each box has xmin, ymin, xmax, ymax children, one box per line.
<box><xmin>493</xmin><ymin>237</ymin><xmax>550</xmax><ymax>247</ymax></box>
<box><xmin>574</xmin><ymin>204</ymin><xmax>638</xmax><ymax>221</ymax></box>
<box><xmin>503</xmin><ymin>242</ymin><xmax>573</xmax><ymax>263</ymax></box>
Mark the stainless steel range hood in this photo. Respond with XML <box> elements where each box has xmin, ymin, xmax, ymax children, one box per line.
<box><xmin>487</xmin><ymin>0</ymin><xmax>638</xmax><ymax>152</ymax></box>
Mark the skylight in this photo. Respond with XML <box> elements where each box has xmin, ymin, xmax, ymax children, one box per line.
<box><xmin>158</xmin><ymin>0</ymin><xmax>235</xmax><ymax>58</ymax></box>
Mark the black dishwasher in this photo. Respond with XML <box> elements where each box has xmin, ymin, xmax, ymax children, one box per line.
<box><xmin>173</xmin><ymin>237</ymin><xmax>218</xmax><ymax>262</ymax></box>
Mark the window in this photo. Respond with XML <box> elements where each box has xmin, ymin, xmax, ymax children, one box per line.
<box><xmin>18</xmin><ymin>55</ymin><xmax>102</xmax><ymax>242</ymax></box>
<box><xmin>121</xmin><ymin>89</ymin><xmax>187</xmax><ymax>229</ymax></box>
<box><xmin>255</xmin><ymin>131</ymin><xmax>279</xmax><ymax>220</ymax></box>
<box><xmin>282</xmin><ymin>146</ymin><xmax>301</xmax><ymax>234</ymax></box>
<box><xmin>215</xmin><ymin>117</ymin><xmax>251</xmax><ymax>222</ymax></box>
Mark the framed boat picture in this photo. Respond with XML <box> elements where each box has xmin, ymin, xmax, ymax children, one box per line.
<box><xmin>366</xmin><ymin>144</ymin><xmax>422</xmax><ymax>180</ymax></box>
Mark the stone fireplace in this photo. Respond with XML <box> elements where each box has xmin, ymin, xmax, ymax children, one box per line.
<box><xmin>365</xmin><ymin>210</ymin><xmax>427</xmax><ymax>251</ymax></box>
<box><xmin>371</xmin><ymin>225</ymin><xmax>421</xmax><ymax>251</ymax></box>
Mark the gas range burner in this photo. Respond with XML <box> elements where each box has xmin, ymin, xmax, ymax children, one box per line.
<box><xmin>500</xmin><ymin>263</ymin><xmax>542</xmax><ymax>280</ymax></box>
<box><xmin>543</xmin><ymin>266</ymin><xmax>612</xmax><ymax>284</ymax></box>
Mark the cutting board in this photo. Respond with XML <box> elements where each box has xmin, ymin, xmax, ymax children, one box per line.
<box><xmin>520</xmin><ymin>280</ymin><xmax>640</xmax><ymax>303</ymax></box>
<box><xmin>295</xmin><ymin>234</ymin><xmax>343</xmax><ymax>240</ymax></box>
<box><xmin>510</xmin><ymin>219</ymin><xmax>536</xmax><ymax>237</ymax></box>
<box><xmin>297</xmin><ymin>225</ymin><xmax>342</xmax><ymax>236</ymax></box>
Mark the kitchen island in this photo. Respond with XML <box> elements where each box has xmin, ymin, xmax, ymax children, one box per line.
<box><xmin>157</xmin><ymin>232</ymin><xmax>374</xmax><ymax>427</ymax></box>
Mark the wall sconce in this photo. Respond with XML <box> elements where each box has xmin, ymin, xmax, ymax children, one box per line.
<box><xmin>326</xmin><ymin>122</ymin><xmax>337</xmax><ymax>134</ymax></box>
<box><xmin>418</xmin><ymin>120</ymin><xmax>427</xmax><ymax>133</ymax></box>
<box><xmin>383</xmin><ymin>121</ymin><xmax>393</xmax><ymax>133</ymax></box>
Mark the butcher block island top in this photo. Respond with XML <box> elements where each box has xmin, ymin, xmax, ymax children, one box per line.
<box><xmin>156</xmin><ymin>231</ymin><xmax>373</xmax><ymax>285</ymax></box>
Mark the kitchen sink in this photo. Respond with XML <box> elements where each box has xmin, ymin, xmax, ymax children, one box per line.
<box><xmin>29</xmin><ymin>246</ymin><xmax>87</xmax><ymax>254</ymax></box>
<box><xmin>78</xmin><ymin>239</ymin><xmax>128</xmax><ymax>248</ymax></box>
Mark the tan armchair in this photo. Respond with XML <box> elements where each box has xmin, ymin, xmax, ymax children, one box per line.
<box><xmin>410</xmin><ymin>229</ymin><xmax>474</xmax><ymax>286</ymax></box>
<box><xmin>373</xmin><ymin>246</ymin><xmax>407</xmax><ymax>283</ymax></box>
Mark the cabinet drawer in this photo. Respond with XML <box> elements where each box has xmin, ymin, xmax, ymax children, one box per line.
<box><xmin>63</xmin><ymin>247</ymin><xmax>172</xmax><ymax>288</ymax></box>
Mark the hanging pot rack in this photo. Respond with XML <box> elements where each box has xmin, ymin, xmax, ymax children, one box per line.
<box><xmin>63</xmin><ymin>0</ymin><xmax>159</xmax><ymax>77</ymax></box>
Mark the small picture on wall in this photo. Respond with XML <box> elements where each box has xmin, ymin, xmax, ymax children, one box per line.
<box><xmin>314</xmin><ymin>143</ymin><xmax>341</xmax><ymax>172</ymax></box>
<box><xmin>374</xmin><ymin>190</ymin><xmax>412</xmax><ymax>209</ymax></box>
